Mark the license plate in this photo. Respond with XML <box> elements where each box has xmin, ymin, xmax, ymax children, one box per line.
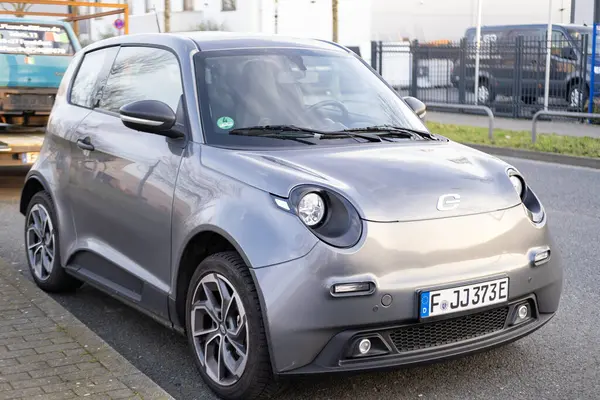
<box><xmin>419</xmin><ymin>277</ymin><xmax>509</xmax><ymax>319</ymax></box>
<box><xmin>21</xmin><ymin>152</ymin><xmax>39</xmax><ymax>164</ymax></box>
<box><xmin>10</xmin><ymin>94</ymin><xmax>53</xmax><ymax>108</ymax></box>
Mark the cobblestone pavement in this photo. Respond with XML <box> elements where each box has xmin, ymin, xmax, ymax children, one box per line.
<box><xmin>0</xmin><ymin>257</ymin><xmax>174</xmax><ymax>400</ymax></box>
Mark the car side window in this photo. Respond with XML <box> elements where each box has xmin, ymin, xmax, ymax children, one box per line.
<box><xmin>98</xmin><ymin>46</ymin><xmax>183</xmax><ymax>114</ymax></box>
<box><xmin>551</xmin><ymin>30</ymin><xmax>572</xmax><ymax>58</ymax></box>
<box><xmin>70</xmin><ymin>47</ymin><xmax>118</xmax><ymax>108</ymax></box>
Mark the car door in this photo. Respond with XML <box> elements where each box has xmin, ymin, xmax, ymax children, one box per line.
<box><xmin>506</xmin><ymin>28</ymin><xmax>544</xmax><ymax>103</ymax></box>
<box><xmin>67</xmin><ymin>46</ymin><xmax>186</xmax><ymax>320</ymax></box>
<box><xmin>60</xmin><ymin>46</ymin><xmax>119</xmax><ymax>257</ymax></box>
<box><xmin>548</xmin><ymin>29</ymin><xmax>579</xmax><ymax>105</ymax></box>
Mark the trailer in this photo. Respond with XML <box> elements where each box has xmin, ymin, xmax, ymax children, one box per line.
<box><xmin>0</xmin><ymin>126</ymin><xmax>45</xmax><ymax>166</ymax></box>
<box><xmin>0</xmin><ymin>0</ymin><xmax>128</xmax><ymax>168</ymax></box>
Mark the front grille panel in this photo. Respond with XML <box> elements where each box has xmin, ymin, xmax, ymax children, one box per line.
<box><xmin>390</xmin><ymin>307</ymin><xmax>509</xmax><ymax>352</ymax></box>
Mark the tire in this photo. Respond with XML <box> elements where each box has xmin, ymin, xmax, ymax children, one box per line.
<box><xmin>477</xmin><ymin>78</ymin><xmax>495</xmax><ymax>104</ymax></box>
<box><xmin>568</xmin><ymin>84</ymin><xmax>588</xmax><ymax>111</ymax></box>
<box><xmin>185</xmin><ymin>251</ymin><xmax>282</xmax><ymax>400</ymax></box>
<box><xmin>24</xmin><ymin>191</ymin><xmax>83</xmax><ymax>292</ymax></box>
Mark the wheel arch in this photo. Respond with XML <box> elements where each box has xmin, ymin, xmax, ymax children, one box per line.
<box><xmin>172</xmin><ymin>226</ymin><xmax>279</xmax><ymax>373</ymax></box>
<box><xmin>20</xmin><ymin>173</ymin><xmax>51</xmax><ymax>215</ymax></box>
<box><xmin>172</xmin><ymin>225</ymin><xmax>254</xmax><ymax>329</ymax></box>
<box><xmin>566</xmin><ymin>77</ymin><xmax>589</xmax><ymax>97</ymax></box>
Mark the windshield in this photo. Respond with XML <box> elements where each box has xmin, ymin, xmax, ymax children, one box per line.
<box><xmin>567</xmin><ymin>28</ymin><xmax>600</xmax><ymax>56</ymax></box>
<box><xmin>194</xmin><ymin>48</ymin><xmax>428</xmax><ymax>148</ymax></box>
<box><xmin>0</xmin><ymin>22</ymin><xmax>74</xmax><ymax>56</ymax></box>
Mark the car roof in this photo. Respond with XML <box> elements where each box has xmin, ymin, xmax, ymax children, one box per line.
<box><xmin>0</xmin><ymin>17</ymin><xmax>71</xmax><ymax>27</ymax></box>
<box><xmin>84</xmin><ymin>31</ymin><xmax>350</xmax><ymax>54</ymax></box>
<box><xmin>181</xmin><ymin>31</ymin><xmax>347</xmax><ymax>52</ymax></box>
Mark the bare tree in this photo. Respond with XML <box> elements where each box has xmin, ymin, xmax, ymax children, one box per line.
<box><xmin>164</xmin><ymin>0</ymin><xmax>171</xmax><ymax>32</ymax></box>
<box><xmin>222</xmin><ymin>0</ymin><xmax>236</xmax><ymax>11</ymax></box>
<box><xmin>0</xmin><ymin>3</ymin><xmax>32</xmax><ymax>17</ymax></box>
<box><xmin>332</xmin><ymin>0</ymin><xmax>338</xmax><ymax>42</ymax></box>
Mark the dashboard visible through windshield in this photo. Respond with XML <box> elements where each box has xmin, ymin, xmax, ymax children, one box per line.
<box><xmin>194</xmin><ymin>48</ymin><xmax>429</xmax><ymax>148</ymax></box>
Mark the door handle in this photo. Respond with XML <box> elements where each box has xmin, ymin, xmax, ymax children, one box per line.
<box><xmin>76</xmin><ymin>138</ymin><xmax>95</xmax><ymax>151</ymax></box>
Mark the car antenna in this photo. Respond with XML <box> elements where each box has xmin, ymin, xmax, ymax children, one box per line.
<box><xmin>152</xmin><ymin>6</ymin><xmax>162</xmax><ymax>33</ymax></box>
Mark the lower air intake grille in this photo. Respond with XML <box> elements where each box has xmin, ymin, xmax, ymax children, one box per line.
<box><xmin>390</xmin><ymin>307</ymin><xmax>509</xmax><ymax>352</ymax></box>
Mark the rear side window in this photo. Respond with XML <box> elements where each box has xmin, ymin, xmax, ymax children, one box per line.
<box><xmin>98</xmin><ymin>47</ymin><xmax>183</xmax><ymax>114</ymax></box>
<box><xmin>70</xmin><ymin>47</ymin><xmax>118</xmax><ymax>108</ymax></box>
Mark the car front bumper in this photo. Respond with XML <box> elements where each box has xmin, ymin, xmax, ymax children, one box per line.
<box><xmin>279</xmin><ymin>295</ymin><xmax>554</xmax><ymax>375</ymax></box>
<box><xmin>251</xmin><ymin>204</ymin><xmax>563</xmax><ymax>375</ymax></box>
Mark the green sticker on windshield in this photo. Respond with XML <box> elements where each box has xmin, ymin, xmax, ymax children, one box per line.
<box><xmin>217</xmin><ymin>116</ymin><xmax>235</xmax><ymax>130</ymax></box>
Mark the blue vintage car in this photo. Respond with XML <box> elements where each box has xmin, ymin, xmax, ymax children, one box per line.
<box><xmin>0</xmin><ymin>17</ymin><xmax>80</xmax><ymax>126</ymax></box>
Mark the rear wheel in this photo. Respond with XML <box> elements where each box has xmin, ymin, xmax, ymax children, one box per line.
<box><xmin>477</xmin><ymin>78</ymin><xmax>495</xmax><ymax>104</ymax></box>
<box><xmin>24</xmin><ymin>192</ymin><xmax>83</xmax><ymax>292</ymax></box>
<box><xmin>185</xmin><ymin>252</ymin><xmax>282</xmax><ymax>400</ymax></box>
<box><xmin>568</xmin><ymin>84</ymin><xmax>588</xmax><ymax>110</ymax></box>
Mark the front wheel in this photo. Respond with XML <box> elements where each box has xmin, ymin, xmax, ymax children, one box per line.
<box><xmin>185</xmin><ymin>252</ymin><xmax>282</xmax><ymax>400</ymax></box>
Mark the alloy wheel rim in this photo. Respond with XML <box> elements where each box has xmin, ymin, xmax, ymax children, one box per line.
<box><xmin>478</xmin><ymin>85</ymin><xmax>489</xmax><ymax>103</ymax></box>
<box><xmin>570</xmin><ymin>88</ymin><xmax>582</xmax><ymax>107</ymax></box>
<box><xmin>26</xmin><ymin>204</ymin><xmax>55</xmax><ymax>281</ymax></box>
<box><xmin>190</xmin><ymin>273</ymin><xmax>249</xmax><ymax>387</ymax></box>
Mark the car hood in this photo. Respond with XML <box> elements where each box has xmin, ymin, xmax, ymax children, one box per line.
<box><xmin>201</xmin><ymin>141</ymin><xmax>522</xmax><ymax>222</ymax></box>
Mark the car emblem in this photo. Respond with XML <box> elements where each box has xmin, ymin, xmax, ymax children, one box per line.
<box><xmin>437</xmin><ymin>194</ymin><xmax>461</xmax><ymax>211</ymax></box>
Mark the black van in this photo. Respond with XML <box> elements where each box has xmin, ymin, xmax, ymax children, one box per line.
<box><xmin>451</xmin><ymin>24</ymin><xmax>600</xmax><ymax>110</ymax></box>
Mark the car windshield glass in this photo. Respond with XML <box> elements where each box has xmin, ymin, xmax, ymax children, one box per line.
<box><xmin>0</xmin><ymin>22</ymin><xmax>74</xmax><ymax>56</ymax></box>
<box><xmin>567</xmin><ymin>28</ymin><xmax>600</xmax><ymax>56</ymax></box>
<box><xmin>194</xmin><ymin>47</ymin><xmax>429</xmax><ymax>148</ymax></box>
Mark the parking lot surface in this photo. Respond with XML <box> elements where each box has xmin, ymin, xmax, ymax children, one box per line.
<box><xmin>0</xmin><ymin>156</ymin><xmax>599</xmax><ymax>400</ymax></box>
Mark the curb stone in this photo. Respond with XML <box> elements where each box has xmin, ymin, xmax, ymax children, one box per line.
<box><xmin>0</xmin><ymin>257</ymin><xmax>176</xmax><ymax>400</ymax></box>
<box><xmin>463</xmin><ymin>143</ymin><xmax>600</xmax><ymax>170</ymax></box>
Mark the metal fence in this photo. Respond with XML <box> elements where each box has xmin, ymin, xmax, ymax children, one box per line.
<box><xmin>371</xmin><ymin>34</ymin><xmax>593</xmax><ymax>118</ymax></box>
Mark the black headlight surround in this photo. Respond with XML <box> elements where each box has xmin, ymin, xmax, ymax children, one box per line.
<box><xmin>288</xmin><ymin>185</ymin><xmax>363</xmax><ymax>249</ymax></box>
<box><xmin>507</xmin><ymin>168</ymin><xmax>526</xmax><ymax>200</ymax></box>
<box><xmin>506</xmin><ymin>168</ymin><xmax>545</xmax><ymax>224</ymax></box>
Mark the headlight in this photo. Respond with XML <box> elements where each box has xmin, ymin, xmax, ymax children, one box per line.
<box><xmin>273</xmin><ymin>185</ymin><xmax>363</xmax><ymax>248</ymax></box>
<box><xmin>506</xmin><ymin>167</ymin><xmax>545</xmax><ymax>224</ymax></box>
<box><xmin>297</xmin><ymin>192</ymin><xmax>326</xmax><ymax>227</ymax></box>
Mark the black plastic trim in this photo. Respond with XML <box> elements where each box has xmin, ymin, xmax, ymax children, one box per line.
<box><xmin>287</xmin><ymin>184</ymin><xmax>363</xmax><ymax>248</ymax></box>
<box><xmin>280</xmin><ymin>295</ymin><xmax>548</xmax><ymax>375</ymax></box>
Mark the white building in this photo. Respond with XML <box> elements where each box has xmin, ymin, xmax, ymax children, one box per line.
<box><xmin>13</xmin><ymin>0</ymin><xmax>581</xmax><ymax>51</ymax></box>
<box><xmin>371</xmin><ymin>0</ymin><xmax>574</xmax><ymax>42</ymax></box>
<box><xmin>136</xmin><ymin>0</ymin><xmax>573</xmax><ymax>42</ymax></box>
<box><xmin>572</xmin><ymin>0</ymin><xmax>598</xmax><ymax>25</ymax></box>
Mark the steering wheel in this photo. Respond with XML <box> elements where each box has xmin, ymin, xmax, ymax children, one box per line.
<box><xmin>306</xmin><ymin>100</ymin><xmax>350</xmax><ymax>122</ymax></box>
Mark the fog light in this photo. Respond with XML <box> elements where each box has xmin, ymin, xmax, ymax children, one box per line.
<box><xmin>358</xmin><ymin>339</ymin><xmax>371</xmax><ymax>355</ymax></box>
<box><xmin>347</xmin><ymin>335</ymin><xmax>391</xmax><ymax>359</ymax></box>
<box><xmin>517</xmin><ymin>304</ymin><xmax>528</xmax><ymax>320</ymax></box>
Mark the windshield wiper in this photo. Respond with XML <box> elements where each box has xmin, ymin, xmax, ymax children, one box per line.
<box><xmin>339</xmin><ymin>125</ymin><xmax>440</xmax><ymax>141</ymax></box>
<box><xmin>229</xmin><ymin>125</ymin><xmax>383</xmax><ymax>143</ymax></box>
<box><xmin>229</xmin><ymin>129</ymin><xmax>316</xmax><ymax>145</ymax></box>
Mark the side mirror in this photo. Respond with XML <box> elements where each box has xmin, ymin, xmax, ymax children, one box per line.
<box><xmin>119</xmin><ymin>100</ymin><xmax>183</xmax><ymax>139</ymax></box>
<box><xmin>403</xmin><ymin>96</ymin><xmax>427</xmax><ymax>119</ymax></box>
<box><xmin>560</xmin><ymin>47</ymin><xmax>576</xmax><ymax>60</ymax></box>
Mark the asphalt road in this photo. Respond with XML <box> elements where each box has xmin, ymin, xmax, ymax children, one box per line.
<box><xmin>1</xmin><ymin>156</ymin><xmax>599</xmax><ymax>400</ymax></box>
